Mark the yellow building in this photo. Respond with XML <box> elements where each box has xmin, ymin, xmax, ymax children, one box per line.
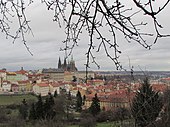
<box><xmin>42</xmin><ymin>68</ymin><xmax>64</xmax><ymax>81</ymax></box>
<box><xmin>17</xmin><ymin>80</ymin><xmax>31</xmax><ymax>92</ymax></box>
<box><xmin>84</xmin><ymin>93</ymin><xmax>131</xmax><ymax>111</ymax></box>
<box><xmin>33</xmin><ymin>83</ymin><xmax>50</xmax><ymax>96</ymax></box>
<box><xmin>74</xmin><ymin>71</ymin><xmax>95</xmax><ymax>82</ymax></box>
<box><xmin>49</xmin><ymin>82</ymin><xmax>61</xmax><ymax>95</ymax></box>
<box><xmin>64</xmin><ymin>71</ymin><xmax>74</xmax><ymax>82</ymax></box>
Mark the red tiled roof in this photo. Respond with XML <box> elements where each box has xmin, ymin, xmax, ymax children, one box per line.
<box><xmin>18</xmin><ymin>80</ymin><xmax>30</xmax><ymax>84</ymax></box>
<box><xmin>37</xmin><ymin>83</ymin><xmax>49</xmax><ymax>87</ymax></box>
<box><xmin>11</xmin><ymin>84</ymin><xmax>18</xmax><ymax>87</ymax></box>
<box><xmin>162</xmin><ymin>78</ymin><xmax>170</xmax><ymax>81</ymax></box>
<box><xmin>64</xmin><ymin>71</ymin><xmax>72</xmax><ymax>74</ymax></box>
<box><xmin>16</xmin><ymin>70</ymin><xmax>27</xmax><ymax>75</ymax></box>
<box><xmin>85</xmin><ymin>92</ymin><xmax>131</xmax><ymax>103</ymax></box>
<box><xmin>0</xmin><ymin>70</ymin><xmax>6</xmax><ymax>73</ymax></box>
<box><xmin>50</xmin><ymin>82</ymin><xmax>60</xmax><ymax>87</ymax></box>
<box><xmin>2</xmin><ymin>80</ymin><xmax>11</xmax><ymax>84</ymax></box>
<box><xmin>152</xmin><ymin>84</ymin><xmax>167</xmax><ymax>92</ymax></box>
<box><xmin>88</xmin><ymin>79</ymin><xmax>104</xmax><ymax>82</ymax></box>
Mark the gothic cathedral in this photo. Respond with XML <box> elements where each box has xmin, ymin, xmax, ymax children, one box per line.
<box><xmin>58</xmin><ymin>56</ymin><xmax>78</xmax><ymax>72</ymax></box>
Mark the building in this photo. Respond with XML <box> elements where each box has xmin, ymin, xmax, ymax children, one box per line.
<box><xmin>15</xmin><ymin>67</ymin><xmax>28</xmax><ymax>81</ymax></box>
<box><xmin>74</xmin><ymin>71</ymin><xmax>95</xmax><ymax>82</ymax></box>
<box><xmin>11</xmin><ymin>84</ymin><xmax>19</xmax><ymax>92</ymax></box>
<box><xmin>6</xmin><ymin>72</ymin><xmax>17</xmax><ymax>82</ymax></box>
<box><xmin>17</xmin><ymin>80</ymin><xmax>32</xmax><ymax>92</ymax></box>
<box><xmin>64</xmin><ymin>71</ymin><xmax>74</xmax><ymax>82</ymax></box>
<box><xmin>33</xmin><ymin>83</ymin><xmax>50</xmax><ymax>96</ymax></box>
<box><xmin>87</xmin><ymin>79</ymin><xmax>105</xmax><ymax>86</ymax></box>
<box><xmin>84</xmin><ymin>91</ymin><xmax>134</xmax><ymax>111</ymax></box>
<box><xmin>58</xmin><ymin>56</ymin><xmax>78</xmax><ymax>72</ymax></box>
<box><xmin>49</xmin><ymin>82</ymin><xmax>61</xmax><ymax>95</ymax></box>
<box><xmin>0</xmin><ymin>69</ymin><xmax>7</xmax><ymax>84</ymax></box>
<box><xmin>6</xmin><ymin>67</ymin><xmax>28</xmax><ymax>83</ymax></box>
<box><xmin>2</xmin><ymin>81</ymin><xmax>11</xmax><ymax>92</ymax></box>
<box><xmin>42</xmin><ymin>68</ymin><xmax>64</xmax><ymax>81</ymax></box>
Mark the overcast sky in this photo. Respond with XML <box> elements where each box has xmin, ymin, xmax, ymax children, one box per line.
<box><xmin>0</xmin><ymin>0</ymin><xmax>170</xmax><ymax>72</ymax></box>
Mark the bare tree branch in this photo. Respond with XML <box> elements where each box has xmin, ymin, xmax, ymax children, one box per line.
<box><xmin>0</xmin><ymin>0</ymin><xmax>33</xmax><ymax>55</ymax></box>
<box><xmin>0</xmin><ymin>0</ymin><xmax>170</xmax><ymax>69</ymax></box>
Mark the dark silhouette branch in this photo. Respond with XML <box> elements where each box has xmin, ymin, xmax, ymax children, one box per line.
<box><xmin>0</xmin><ymin>0</ymin><xmax>170</xmax><ymax>69</ymax></box>
<box><xmin>0</xmin><ymin>0</ymin><xmax>33</xmax><ymax>55</ymax></box>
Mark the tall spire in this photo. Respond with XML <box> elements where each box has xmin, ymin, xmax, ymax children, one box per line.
<box><xmin>58</xmin><ymin>57</ymin><xmax>61</xmax><ymax>69</ymax></box>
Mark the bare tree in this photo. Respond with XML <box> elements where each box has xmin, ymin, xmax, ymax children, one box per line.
<box><xmin>0</xmin><ymin>0</ymin><xmax>170</xmax><ymax>69</ymax></box>
<box><xmin>0</xmin><ymin>0</ymin><xmax>33</xmax><ymax>55</ymax></box>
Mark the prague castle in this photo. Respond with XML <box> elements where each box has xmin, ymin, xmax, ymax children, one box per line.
<box><xmin>58</xmin><ymin>56</ymin><xmax>78</xmax><ymax>72</ymax></box>
<box><xmin>42</xmin><ymin>56</ymin><xmax>78</xmax><ymax>81</ymax></box>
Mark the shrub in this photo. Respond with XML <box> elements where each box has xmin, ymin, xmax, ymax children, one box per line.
<box><xmin>79</xmin><ymin>111</ymin><xmax>96</xmax><ymax>127</ymax></box>
<box><xmin>96</xmin><ymin>111</ymin><xmax>112</xmax><ymax>122</ymax></box>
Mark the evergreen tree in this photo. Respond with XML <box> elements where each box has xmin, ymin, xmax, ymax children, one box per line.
<box><xmin>131</xmin><ymin>78</ymin><xmax>163</xmax><ymax>127</ymax></box>
<box><xmin>72</xmin><ymin>76</ymin><xmax>77</xmax><ymax>82</ymax></box>
<box><xmin>43</xmin><ymin>97</ymin><xmax>50</xmax><ymax>119</ymax></box>
<box><xmin>29</xmin><ymin>103</ymin><xmax>36</xmax><ymax>120</ymax></box>
<box><xmin>43</xmin><ymin>94</ymin><xmax>56</xmax><ymax>120</ymax></box>
<box><xmin>35</xmin><ymin>95</ymin><xmax>44</xmax><ymax>119</ymax></box>
<box><xmin>19</xmin><ymin>99</ymin><xmax>28</xmax><ymax>120</ymax></box>
<box><xmin>82</xmin><ymin>95</ymin><xmax>86</xmax><ymax>105</ymax></box>
<box><xmin>76</xmin><ymin>90</ymin><xmax>82</xmax><ymax>112</ymax></box>
<box><xmin>54</xmin><ymin>90</ymin><xmax>58</xmax><ymax>97</ymax></box>
<box><xmin>30</xmin><ymin>94</ymin><xmax>56</xmax><ymax>120</ymax></box>
<box><xmin>162</xmin><ymin>89</ymin><xmax>170</xmax><ymax>127</ymax></box>
<box><xmin>67</xmin><ymin>91</ymin><xmax>72</xmax><ymax>101</ymax></box>
<box><xmin>48</xmin><ymin>94</ymin><xmax>56</xmax><ymax>119</ymax></box>
<box><xmin>48</xmin><ymin>93</ymin><xmax>55</xmax><ymax>105</ymax></box>
<box><xmin>89</xmin><ymin>93</ymin><xmax>101</xmax><ymax>116</ymax></box>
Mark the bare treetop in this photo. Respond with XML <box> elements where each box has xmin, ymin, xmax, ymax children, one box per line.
<box><xmin>0</xmin><ymin>0</ymin><xmax>170</xmax><ymax>70</ymax></box>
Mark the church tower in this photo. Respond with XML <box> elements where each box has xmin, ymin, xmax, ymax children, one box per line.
<box><xmin>58</xmin><ymin>57</ymin><xmax>62</xmax><ymax>69</ymax></box>
<box><xmin>57</xmin><ymin>56</ymin><xmax>77</xmax><ymax>71</ymax></box>
<box><xmin>70</xmin><ymin>55</ymin><xmax>77</xmax><ymax>71</ymax></box>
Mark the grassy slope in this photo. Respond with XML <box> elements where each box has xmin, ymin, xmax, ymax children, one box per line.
<box><xmin>0</xmin><ymin>94</ymin><xmax>37</xmax><ymax>105</ymax></box>
<box><xmin>68</xmin><ymin>122</ymin><xmax>120</xmax><ymax>127</ymax></box>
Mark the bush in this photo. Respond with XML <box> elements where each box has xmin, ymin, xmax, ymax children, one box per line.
<box><xmin>6</xmin><ymin>104</ymin><xmax>19</xmax><ymax>109</ymax></box>
<box><xmin>8</xmin><ymin>117</ymin><xmax>26</xmax><ymax>127</ymax></box>
<box><xmin>96</xmin><ymin>111</ymin><xmax>112</xmax><ymax>122</ymax></box>
<box><xmin>33</xmin><ymin>120</ymin><xmax>65</xmax><ymax>127</ymax></box>
<box><xmin>79</xmin><ymin>111</ymin><xmax>96</xmax><ymax>127</ymax></box>
<box><xmin>0</xmin><ymin>111</ymin><xmax>10</xmax><ymax>123</ymax></box>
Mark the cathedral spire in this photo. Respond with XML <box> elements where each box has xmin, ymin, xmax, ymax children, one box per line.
<box><xmin>58</xmin><ymin>57</ymin><xmax>61</xmax><ymax>69</ymax></box>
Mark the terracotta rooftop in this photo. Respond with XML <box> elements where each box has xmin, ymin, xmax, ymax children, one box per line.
<box><xmin>18</xmin><ymin>80</ymin><xmax>30</xmax><ymax>84</ymax></box>
<box><xmin>37</xmin><ymin>83</ymin><xmax>49</xmax><ymax>87</ymax></box>
<box><xmin>16</xmin><ymin>70</ymin><xmax>28</xmax><ymax>75</ymax></box>
<box><xmin>0</xmin><ymin>70</ymin><xmax>6</xmax><ymax>73</ymax></box>
<box><xmin>50</xmin><ymin>82</ymin><xmax>60</xmax><ymax>87</ymax></box>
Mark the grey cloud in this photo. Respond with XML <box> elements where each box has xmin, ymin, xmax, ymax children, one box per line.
<box><xmin>1</xmin><ymin>1</ymin><xmax>170</xmax><ymax>71</ymax></box>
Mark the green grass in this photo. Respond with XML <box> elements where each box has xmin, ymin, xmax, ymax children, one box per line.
<box><xmin>97</xmin><ymin>122</ymin><xmax>117</xmax><ymax>127</ymax></box>
<box><xmin>0</xmin><ymin>94</ymin><xmax>37</xmax><ymax>105</ymax></box>
<box><xmin>67</xmin><ymin>122</ymin><xmax>120</xmax><ymax>127</ymax></box>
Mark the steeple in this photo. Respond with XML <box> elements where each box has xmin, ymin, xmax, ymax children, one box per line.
<box><xmin>58</xmin><ymin>57</ymin><xmax>61</xmax><ymax>69</ymax></box>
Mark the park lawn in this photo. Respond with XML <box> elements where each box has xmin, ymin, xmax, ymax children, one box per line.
<box><xmin>0</xmin><ymin>94</ymin><xmax>37</xmax><ymax>105</ymax></box>
<box><xmin>68</xmin><ymin>122</ymin><xmax>120</xmax><ymax>127</ymax></box>
<box><xmin>97</xmin><ymin>122</ymin><xmax>118</xmax><ymax>127</ymax></box>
